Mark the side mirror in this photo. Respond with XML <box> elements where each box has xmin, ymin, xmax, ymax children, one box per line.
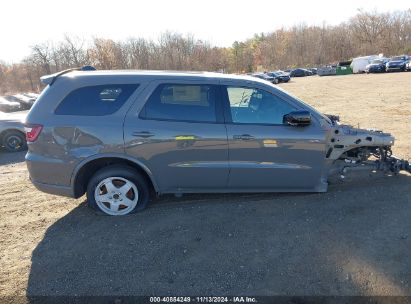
<box><xmin>283</xmin><ymin>110</ymin><xmax>311</xmax><ymax>126</ymax></box>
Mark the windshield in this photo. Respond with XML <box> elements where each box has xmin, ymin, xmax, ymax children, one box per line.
<box><xmin>391</xmin><ymin>56</ymin><xmax>405</xmax><ymax>61</ymax></box>
<box><xmin>371</xmin><ymin>60</ymin><xmax>383</xmax><ymax>64</ymax></box>
<box><xmin>253</xmin><ymin>73</ymin><xmax>270</xmax><ymax>80</ymax></box>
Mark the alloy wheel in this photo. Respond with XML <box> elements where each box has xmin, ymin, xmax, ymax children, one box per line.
<box><xmin>94</xmin><ymin>177</ymin><xmax>139</xmax><ymax>215</ymax></box>
<box><xmin>5</xmin><ymin>135</ymin><xmax>23</xmax><ymax>151</ymax></box>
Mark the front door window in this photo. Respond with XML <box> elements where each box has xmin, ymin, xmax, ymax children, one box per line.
<box><xmin>226</xmin><ymin>86</ymin><xmax>296</xmax><ymax>125</ymax></box>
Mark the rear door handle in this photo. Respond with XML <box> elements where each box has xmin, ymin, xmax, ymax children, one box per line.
<box><xmin>132</xmin><ymin>131</ymin><xmax>154</xmax><ymax>138</ymax></box>
<box><xmin>233</xmin><ymin>134</ymin><xmax>255</xmax><ymax>140</ymax></box>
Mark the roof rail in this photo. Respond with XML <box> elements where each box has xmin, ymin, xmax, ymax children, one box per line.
<box><xmin>40</xmin><ymin>66</ymin><xmax>96</xmax><ymax>85</ymax></box>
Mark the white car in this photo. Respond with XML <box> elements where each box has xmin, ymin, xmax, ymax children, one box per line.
<box><xmin>0</xmin><ymin>110</ymin><xmax>28</xmax><ymax>152</ymax></box>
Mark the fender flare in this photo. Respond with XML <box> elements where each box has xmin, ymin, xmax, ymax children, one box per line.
<box><xmin>70</xmin><ymin>153</ymin><xmax>160</xmax><ymax>193</ymax></box>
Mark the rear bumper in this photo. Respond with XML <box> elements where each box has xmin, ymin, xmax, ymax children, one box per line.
<box><xmin>30</xmin><ymin>178</ymin><xmax>75</xmax><ymax>198</ymax></box>
<box><xmin>26</xmin><ymin>151</ymin><xmax>76</xmax><ymax>198</ymax></box>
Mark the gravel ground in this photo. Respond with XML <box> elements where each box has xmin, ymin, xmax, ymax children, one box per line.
<box><xmin>0</xmin><ymin>72</ymin><xmax>410</xmax><ymax>297</ymax></box>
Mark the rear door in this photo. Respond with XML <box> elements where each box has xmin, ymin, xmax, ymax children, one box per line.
<box><xmin>124</xmin><ymin>79</ymin><xmax>229</xmax><ymax>193</ymax></box>
<box><xmin>220</xmin><ymin>82</ymin><xmax>327</xmax><ymax>191</ymax></box>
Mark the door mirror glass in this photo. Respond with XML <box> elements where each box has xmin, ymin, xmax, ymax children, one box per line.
<box><xmin>283</xmin><ymin>110</ymin><xmax>311</xmax><ymax>126</ymax></box>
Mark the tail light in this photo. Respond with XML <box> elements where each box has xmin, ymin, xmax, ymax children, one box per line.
<box><xmin>25</xmin><ymin>124</ymin><xmax>43</xmax><ymax>142</ymax></box>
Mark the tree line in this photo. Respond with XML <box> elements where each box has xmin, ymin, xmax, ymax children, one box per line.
<box><xmin>1</xmin><ymin>9</ymin><xmax>411</xmax><ymax>94</ymax></box>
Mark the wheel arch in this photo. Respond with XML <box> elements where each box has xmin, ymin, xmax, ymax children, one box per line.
<box><xmin>71</xmin><ymin>154</ymin><xmax>159</xmax><ymax>198</ymax></box>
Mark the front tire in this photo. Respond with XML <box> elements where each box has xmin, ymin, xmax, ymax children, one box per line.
<box><xmin>86</xmin><ymin>165</ymin><xmax>150</xmax><ymax>215</ymax></box>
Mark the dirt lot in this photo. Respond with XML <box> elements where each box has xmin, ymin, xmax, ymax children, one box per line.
<box><xmin>0</xmin><ymin>73</ymin><xmax>410</xmax><ymax>297</ymax></box>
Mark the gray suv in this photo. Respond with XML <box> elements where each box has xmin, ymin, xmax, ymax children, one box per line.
<box><xmin>25</xmin><ymin>68</ymin><xmax>410</xmax><ymax>215</ymax></box>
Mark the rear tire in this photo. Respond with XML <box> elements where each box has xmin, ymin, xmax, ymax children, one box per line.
<box><xmin>2</xmin><ymin>131</ymin><xmax>27</xmax><ymax>152</ymax></box>
<box><xmin>86</xmin><ymin>165</ymin><xmax>150</xmax><ymax>215</ymax></box>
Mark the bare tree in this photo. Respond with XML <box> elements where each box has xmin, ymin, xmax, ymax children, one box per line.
<box><xmin>2</xmin><ymin>9</ymin><xmax>411</xmax><ymax>93</ymax></box>
<box><xmin>31</xmin><ymin>43</ymin><xmax>52</xmax><ymax>74</ymax></box>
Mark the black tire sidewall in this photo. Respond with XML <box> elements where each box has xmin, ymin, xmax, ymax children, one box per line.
<box><xmin>86</xmin><ymin>165</ymin><xmax>150</xmax><ymax>215</ymax></box>
<box><xmin>2</xmin><ymin>131</ymin><xmax>26</xmax><ymax>152</ymax></box>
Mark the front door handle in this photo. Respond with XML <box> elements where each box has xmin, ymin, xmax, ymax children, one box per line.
<box><xmin>233</xmin><ymin>134</ymin><xmax>255</xmax><ymax>140</ymax></box>
<box><xmin>132</xmin><ymin>131</ymin><xmax>154</xmax><ymax>138</ymax></box>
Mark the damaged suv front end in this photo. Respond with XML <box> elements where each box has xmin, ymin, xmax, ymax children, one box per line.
<box><xmin>323</xmin><ymin>114</ymin><xmax>410</xmax><ymax>178</ymax></box>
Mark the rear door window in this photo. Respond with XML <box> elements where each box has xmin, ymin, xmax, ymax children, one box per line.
<box><xmin>140</xmin><ymin>84</ymin><xmax>217</xmax><ymax>123</ymax></box>
<box><xmin>55</xmin><ymin>84</ymin><xmax>138</xmax><ymax>116</ymax></box>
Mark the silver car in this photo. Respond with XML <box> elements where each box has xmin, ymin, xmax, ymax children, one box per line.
<box><xmin>25</xmin><ymin>68</ymin><xmax>410</xmax><ymax>215</ymax></box>
<box><xmin>0</xmin><ymin>110</ymin><xmax>28</xmax><ymax>152</ymax></box>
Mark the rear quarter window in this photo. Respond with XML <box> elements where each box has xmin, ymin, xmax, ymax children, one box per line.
<box><xmin>55</xmin><ymin>84</ymin><xmax>138</xmax><ymax>116</ymax></box>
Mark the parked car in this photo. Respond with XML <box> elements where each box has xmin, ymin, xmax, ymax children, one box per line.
<box><xmin>0</xmin><ymin>110</ymin><xmax>28</xmax><ymax>152</ymax></box>
<box><xmin>12</xmin><ymin>94</ymin><xmax>36</xmax><ymax>108</ymax></box>
<box><xmin>386</xmin><ymin>55</ymin><xmax>410</xmax><ymax>72</ymax></box>
<box><xmin>290</xmin><ymin>68</ymin><xmax>311</xmax><ymax>77</ymax></box>
<box><xmin>365</xmin><ymin>58</ymin><xmax>389</xmax><ymax>73</ymax></box>
<box><xmin>318</xmin><ymin>66</ymin><xmax>337</xmax><ymax>76</ymax></box>
<box><xmin>265</xmin><ymin>71</ymin><xmax>290</xmax><ymax>83</ymax></box>
<box><xmin>308</xmin><ymin>68</ymin><xmax>318</xmax><ymax>75</ymax></box>
<box><xmin>0</xmin><ymin>97</ymin><xmax>23</xmax><ymax>113</ymax></box>
<box><xmin>251</xmin><ymin>72</ymin><xmax>277</xmax><ymax>83</ymax></box>
<box><xmin>25</xmin><ymin>67</ymin><xmax>410</xmax><ymax>216</ymax></box>
<box><xmin>304</xmin><ymin>69</ymin><xmax>314</xmax><ymax>76</ymax></box>
<box><xmin>23</xmin><ymin>93</ymin><xmax>40</xmax><ymax>99</ymax></box>
<box><xmin>3</xmin><ymin>95</ymin><xmax>32</xmax><ymax>110</ymax></box>
<box><xmin>407</xmin><ymin>60</ymin><xmax>411</xmax><ymax>71</ymax></box>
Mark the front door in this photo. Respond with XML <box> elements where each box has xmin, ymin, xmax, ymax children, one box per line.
<box><xmin>221</xmin><ymin>84</ymin><xmax>327</xmax><ymax>191</ymax></box>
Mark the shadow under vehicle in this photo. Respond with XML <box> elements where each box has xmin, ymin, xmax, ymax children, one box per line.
<box><xmin>26</xmin><ymin>172</ymin><xmax>411</xmax><ymax>296</ymax></box>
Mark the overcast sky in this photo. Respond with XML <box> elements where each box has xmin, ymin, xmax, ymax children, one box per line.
<box><xmin>1</xmin><ymin>0</ymin><xmax>410</xmax><ymax>63</ymax></box>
